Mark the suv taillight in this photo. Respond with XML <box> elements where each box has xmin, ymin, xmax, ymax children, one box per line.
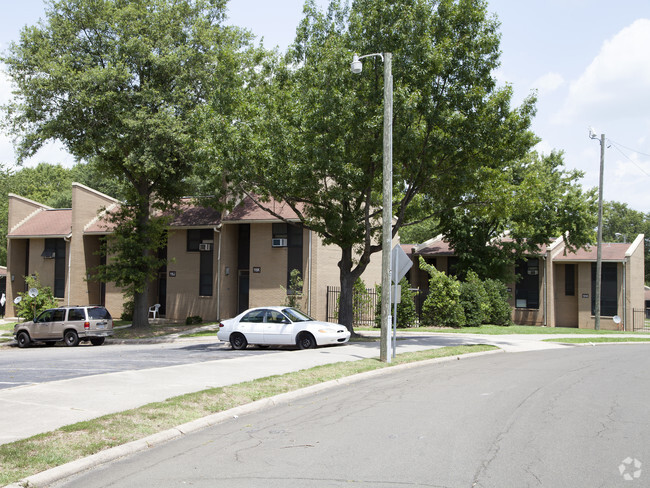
<box><xmin>84</xmin><ymin>321</ymin><xmax>90</xmax><ymax>329</ymax></box>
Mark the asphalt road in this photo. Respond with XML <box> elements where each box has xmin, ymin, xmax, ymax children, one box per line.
<box><xmin>0</xmin><ymin>340</ymin><xmax>278</xmax><ymax>389</ymax></box>
<box><xmin>53</xmin><ymin>344</ymin><xmax>650</xmax><ymax>488</ymax></box>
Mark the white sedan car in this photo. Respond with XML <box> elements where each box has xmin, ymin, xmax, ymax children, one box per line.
<box><xmin>217</xmin><ymin>307</ymin><xmax>351</xmax><ymax>350</ymax></box>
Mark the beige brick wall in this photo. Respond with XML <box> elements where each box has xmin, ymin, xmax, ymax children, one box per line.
<box><xmin>218</xmin><ymin>225</ymin><xmax>240</xmax><ymax>319</ymax></box>
<box><xmin>553</xmin><ymin>263</ymin><xmax>579</xmax><ymax>327</ymax></box>
<box><xmin>69</xmin><ymin>184</ymin><xmax>119</xmax><ymax>307</ymax></box>
<box><xmin>248</xmin><ymin>223</ymin><xmax>288</xmax><ymax>309</ymax></box>
<box><xmin>165</xmin><ymin>228</ymin><xmax>219</xmax><ymax>322</ymax></box>
<box><xmin>625</xmin><ymin>234</ymin><xmax>645</xmax><ymax>330</ymax></box>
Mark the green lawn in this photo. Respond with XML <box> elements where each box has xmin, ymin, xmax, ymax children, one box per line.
<box><xmin>354</xmin><ymin>324</ymin><xmax>650</xmax><ymax>335</ymax></box>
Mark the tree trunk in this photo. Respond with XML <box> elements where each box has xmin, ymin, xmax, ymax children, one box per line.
<box><xmin>132</xmin><ymin>287</ymin><xmax>150</xmax><ymax>329</ymax></box>
<box><xmin>131</xmin><ymin>191</ymin><xmax>153</xmax><ymax>329</ymax></box>
<box><xmin>337</xmin><ymin>246</ymin><xmax>371</xmax><ymax>335</ymax></box>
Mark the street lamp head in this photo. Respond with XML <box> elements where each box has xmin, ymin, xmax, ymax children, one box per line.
<box><xmin>351</xmin><ymin>54</ymin><xmax>362</xmax><ymax>74</ymax></box>
<box><xmin>588</xmin><ymin>126</ymin><xmax>598</xmax><ymax>140</ymax></box>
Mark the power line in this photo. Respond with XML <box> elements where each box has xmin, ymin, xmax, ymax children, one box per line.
<box><xmin>607</xmin><ymin>139</ymin><xmax>650</xmax><ymax>178</ymax></box>
<box><xmin>608</xmin><ymin>139</ymin><xmax>650</xmax><ymax>159</ymax></box>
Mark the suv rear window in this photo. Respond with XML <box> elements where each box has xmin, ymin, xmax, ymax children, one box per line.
<box><xmin>87</xmin><ymin>307</ymin><xmax>111</xmax><ymax>320</ymax></box>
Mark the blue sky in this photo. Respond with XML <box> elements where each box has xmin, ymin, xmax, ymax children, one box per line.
<box><xmin>1</xmin><ymin>0</ymin><xmax>649</xmax><ymax>215</ymax></box>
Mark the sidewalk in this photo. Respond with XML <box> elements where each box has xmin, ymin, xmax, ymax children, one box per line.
<box><xmin>0</xmin><ymin>332</ymin><xmax>575</xmax><ymax>445</ymax></box>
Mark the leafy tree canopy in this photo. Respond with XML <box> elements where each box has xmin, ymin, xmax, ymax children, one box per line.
<box><xmin>213</xmin><ymin>0</ymin><xmax>539</xmax><ymax>330</ymax></box>
<box><xmin>3</xmin><ymin>0</ymin><xmax>255</xmax><ymax>327</ymax></box>
<box><xmin>437</xmin><ymin>151</ymin><xmax>598</xmax><ymax>281</ymax></box>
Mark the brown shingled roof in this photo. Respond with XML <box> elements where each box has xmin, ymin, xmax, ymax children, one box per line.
<box><xmin>9</xmin><ymin>209</ymin><xmax>72</xmax><ymax>237</ymax></box>
<box><xmin>84</xmin><ymin>199</ymin><xmax>222</xmax><ymax>234</ymax></box>
<box><xmin>554</xmin><ymin>243</ymin><xmax>631</xmax><ymax>262</ymax></box>
<box><xmin>166</xmin><ymin>200</ymin><xmax>221</xmax><ymax>227</ymax></box>
<box><xmin>224</xmin><ymin>196</ymin><xmax>301</xmax><ymax>222</ymax></box>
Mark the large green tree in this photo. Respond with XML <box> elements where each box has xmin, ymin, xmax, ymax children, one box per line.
<box><xmin>3</xmin><ymin>0</ymin><xmax>252</xmax><ymax>327</ymax></box>
<box><xmin>436</xmin><ymin>151</ymin><xmax>597</xmax><ymax>281</ymax></box>
<box><xmin>217</xmin><ymin>0</ymin><xmax>538</xmax><ymax>331</ymax></box>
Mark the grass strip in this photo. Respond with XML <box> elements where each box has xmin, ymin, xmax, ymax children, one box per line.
<box><xmin>0</xmin><ymin>344</ymin><xmax>494</xmax><ymax>485</ymax></box>
<box><xmin>544</xmin><ymin>337</ymin><xmax>650</xmax><ymax>344</ymax></box>
<box><xmin>355</xmin><ymin>325</ymin><xmax>650</xmax><ymax>335</ymax></box>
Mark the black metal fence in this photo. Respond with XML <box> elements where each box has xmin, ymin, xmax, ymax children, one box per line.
<box><xmin>633</xmin><ymin>308</ymin><xmax>650</xmax><ymax>331</ymax></box>
<box><xmin>326</xmin><ymin>285</ymin><xmax>426</xmax><ymax>327</ymax></box>
<box><xmin>326</xmin><ymin>286</ymin><xmax>378</xmax><ymax>327</ymax></box>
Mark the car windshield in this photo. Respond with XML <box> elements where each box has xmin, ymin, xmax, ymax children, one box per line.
<box><xmin>282</xmin><ymin>308</ymin><xmax>313</xmax><ymax>322</ymax></box>
<box><xmin>87</xmin><ymin>307</ymin><xmax>111</xmax><ymax>320</ymax></box>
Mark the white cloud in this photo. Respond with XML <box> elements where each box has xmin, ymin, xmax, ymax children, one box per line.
<box><xmin>556</xmin><ymin>18</ymin><xmax>650</xmax><ymax>123</ymax></box>
<box><xmin>0</xmin><ymin>65</ymin><xmax>75</xmax><ymax>168</ymax></box>
<box><xmin>531</xmin><ymin>72</ymin><xmax>564</xmax><ymax>95</ymax></box>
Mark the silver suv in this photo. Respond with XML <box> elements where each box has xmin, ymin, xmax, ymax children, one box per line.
<box><xmin>14</xmin><ymin>306</ymin><xmax>114</xmax><ymax>347</ymax></box>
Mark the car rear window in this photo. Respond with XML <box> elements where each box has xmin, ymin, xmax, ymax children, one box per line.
<box><xmin>67</xmin><ymin>308</ymin><xmax>86</xmax><ymax>321</ymax></box>
<box><xmin>87</xmin><ymin>307</ymin><xmax>111</xmax><ymax>320</ymax></box>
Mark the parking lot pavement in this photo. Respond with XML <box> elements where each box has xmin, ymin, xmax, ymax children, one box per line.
<box><xmin>0</xmin><ymin>331</ymin><xmax>587</xmax><ymax>445</ymax></box>
<box><xmin>0</xmin><ymin>337</ymin><xmax>451</xmax><ymax>445</ymax></box>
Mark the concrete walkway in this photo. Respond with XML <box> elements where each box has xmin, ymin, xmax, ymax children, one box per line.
<box><xmin>0</xmin><ymin>331</ymin><xmax>647</xmax><ymax>445</ymax></box>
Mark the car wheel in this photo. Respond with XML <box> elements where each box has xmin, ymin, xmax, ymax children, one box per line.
<box><xmin>297</xmin><ymin>332</ymin><xmax>316</xmax><ymax>350</ymax></box>
<box><xmin>90</xmin><ymin>337</ymin><xmax>105</xmax><ymax>346</ymax></box>
<box><xmin>16</xmin><ymin>331</ymin><xmax>30</xmax><ymax>348</ymax></box>
<box><xmin>64</xmin><ymin>330</ymin><xmax>80</xmax><ymax>347</ymax></box>
<box><xmin>230</xmin><ymin>333</ymin><xmax>248</xmax><ymax>350</ymax></box>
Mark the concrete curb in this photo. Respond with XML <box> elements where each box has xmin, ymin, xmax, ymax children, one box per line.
<box><xmin>4</xmin><ymin>348</ymin><xmax>502</xmax><ymax>488</ymax></box>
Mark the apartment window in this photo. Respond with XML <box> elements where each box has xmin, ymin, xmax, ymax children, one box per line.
<box><xmin>447</xmin><ymin>257</ymin><xmax>459</xmax><ymax>277</ymax></box>
<box><xmin>272</xmin><ymin>223</ymin><xmax>287</xmax><ymax>238</ymax></box>
<box><xmin>515</xmin><ymin>259</ymin><xmax>539</xmax><ymax>309</ymax></box>
<box><xmin>187</xmin><ymin>229</ymin><xmax>212</xmax><ymax>252</ymax></box>
<box><xmin>591</xmin><ymin>263</ymin><xmax>617</xmax><ymax>316</ymax></box>
<box><xmin>44</xmin><ymin>238</ymin><xmax>66</xmax><ymax>298</ymax></box>
<box><xmin>565</xmin><ymin>264</ymin><xmax>575</xmax><ymax>296</ymax></box>
<box><xmin>187</xmin><ymin>230</ymin><xmax>213</xmax><ymax>296</ymax></box>
<box><xmin>199</xmin><ymin>250</ymin><xmax>213</xmax><ymax>296</ymax></box>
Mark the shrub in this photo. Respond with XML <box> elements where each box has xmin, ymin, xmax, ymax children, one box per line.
<box><xmin>121</xmin><ymin>298</ymin><xmax>134</xmax><ymax>321</ymax></box>
<box><xmin>374</xmin><ymin>277</ymin><xmax>417</xmax><ymax>328</ymax></box>
<box><xmin>185</xmin><ymin>315</ymin><xmax>203</xmax><ymax>325</ymax></box>
<box><xmin>483</xmin><ymin>278</ymin><xmax>513</xmax><ymax>326</ymax></box>
<box><xmin>281</xmin><ymin>269</ymin><xmax>304</xmax><ymax>309</ymax></box>
<box><xmin>419</xmin><ymin>258</ymin><xmax>465</xmax><ymax>327</ymax></box>
<box><xmin>459</xmin><ymin>271</ymin><xmax>489</xmax><ymax>327</ymax></box>
<box><xmin>352</xmin><ymin>278</ymin><xmax>372</xmax><ymax>326</ymax></box>
<box><xmin>15</xmin><ymin>274</ymin><xmax>59</xmax><ymax>321</ymax></box>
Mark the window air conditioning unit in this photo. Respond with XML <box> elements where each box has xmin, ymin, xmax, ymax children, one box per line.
<box><xmin>272</xmin><ymin>238</ymin><xmax>288</xmax><ymax>248</ymax></box>
<box><xmin>198</xmin><ymin>243</ymin><xmax>212</xmax><ymax>252</ymax></box>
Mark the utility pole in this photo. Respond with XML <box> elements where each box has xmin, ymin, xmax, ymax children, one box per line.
<box><xmin>594</xmin><ymin>132</ymin><xmax>605</xmax><ymax>330</ymax></box>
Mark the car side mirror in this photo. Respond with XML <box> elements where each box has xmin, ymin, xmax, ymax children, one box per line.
<box><xmin>283</xmin><ymin>319</ymin><xmax>290</xmax><ymax>324</ymax></box>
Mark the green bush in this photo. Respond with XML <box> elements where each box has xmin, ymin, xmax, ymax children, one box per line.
<box><xmin>281</xmin><ymin>269</ymin><xmax>303</xmax><ymax>309</ymax></box>
<box><xmin>121</xmin><ymin>298</ymin><xmax>134</xmax><ymax>321</ymax></box>
<box><xmin>419</xmin><ymin>258</ymin><xmax>465</xmax><ymax>327</ymax></box>
<box><xmin>15</xmin><ymin>274</ymin><xmax>59</xmax><ymax>321</ymax></box>
<box><xmin>374</xmin><ymin>277</ymin><xmax>417</xmax><ymax>328</ymax></box>
<box><xmin>352</xmin><ymin>278</ymin><xmax>372</xmax><ymax>326</ymax></box>
<box><xmin>483</xmin><ymin>278</ymin><xmax>513</xmax><ymax>326</ymax></box>
<box><xmin>459</xmin><ymin>271</ymin><xmax>489</xmax><ymax>327</ymax></box>
<box><xmin>185</xmin><ymin>315</ymin><xmax>203</xmax><ymax>325</ymax></box>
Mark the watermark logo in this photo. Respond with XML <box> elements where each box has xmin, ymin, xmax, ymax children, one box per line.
<box><xmin>619</xmin><ymin>457</ymin><xmax>642</xmax><ymax>481</ymax></box>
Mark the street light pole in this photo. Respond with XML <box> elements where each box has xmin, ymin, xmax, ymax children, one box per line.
<box><xmin>352</xmin><ymin>52</ymin><xmax>393</xmax><ymax>363</ymax></box>
<box><xmin>590</xmin><ymin>129</ymin><xmax>605</xmax><ymax>330</ymax></box>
